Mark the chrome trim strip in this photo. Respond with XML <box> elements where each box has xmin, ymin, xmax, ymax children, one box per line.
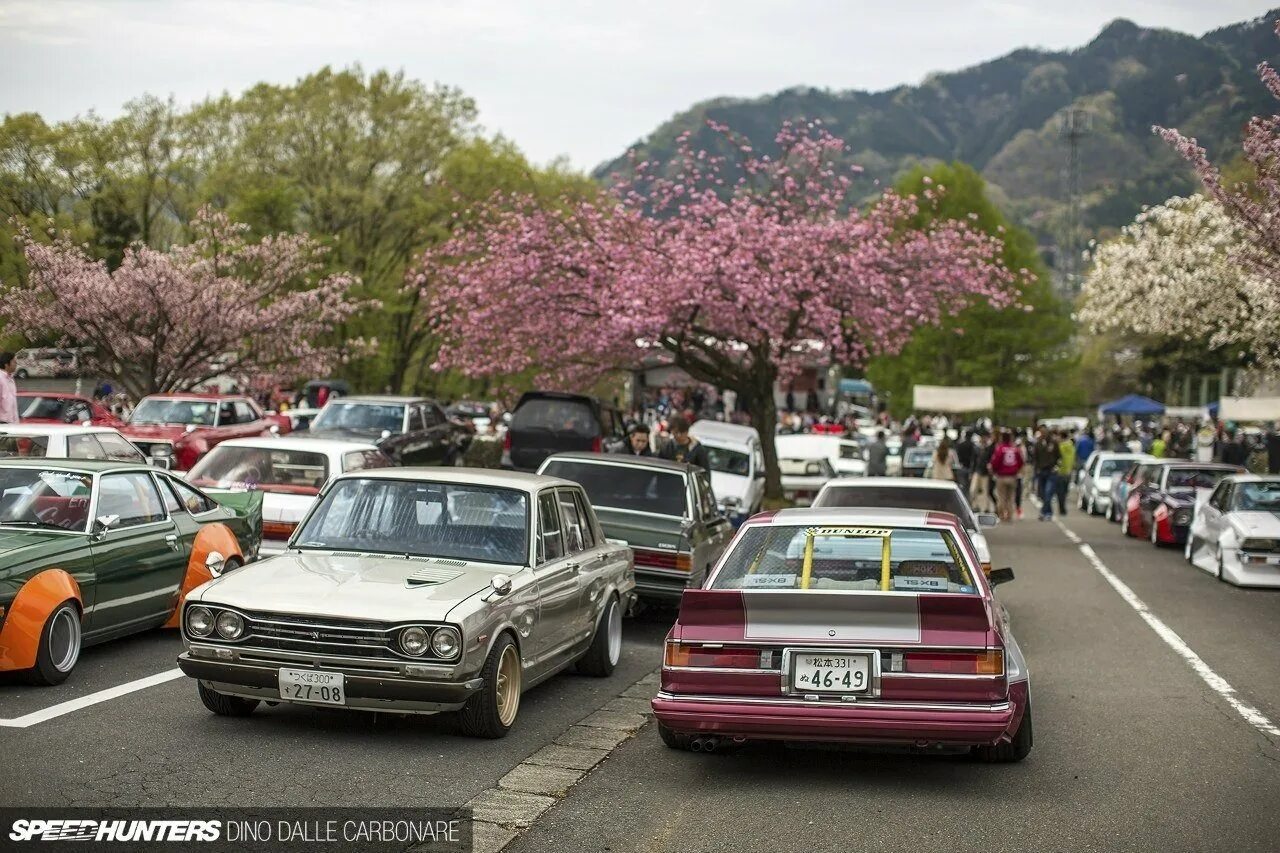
<box><xmin>663</xmin><ymin>665</ymin><xmax>774</xmax><ymax>674</ymax></box>
<box><xmin>653</xmin><ymin>691</ymin><xmax>1013</xmax><ymax>713</ymax></box>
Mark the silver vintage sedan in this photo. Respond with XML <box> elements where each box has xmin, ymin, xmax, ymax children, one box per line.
<box><xmin>176</xmin><ymin>468</ymin><xmax>636</xmax><ymax>738</ymax></box>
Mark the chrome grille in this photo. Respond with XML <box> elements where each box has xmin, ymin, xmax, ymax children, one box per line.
<box><xmin>240</xmin><ymin>611</ymin><xmax>397</xmax><ymax>659</ymax></box>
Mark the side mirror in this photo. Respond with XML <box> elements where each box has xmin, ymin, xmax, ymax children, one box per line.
<box><xmin>205</xmin><ymin>550</ymin><xmax>226</xmax><ymax>577</ymax></box>
<box><xmin>380</xmin><ymin>429</ymin><xmax>392</xmax><ymax>441</ymax></box>
<box><xmin>753</xmin><ymin>468</ymin><xmax>765</xmax><ymax>479</ymax></box>
<box><xmin>989</xmin><ymin>567</ymin><xmax>1015</xmax><ymax>586</ymax></box>
<box><xmin>185</xmin><ymin>424</ymin><xmax>197</xmax><ymax>434</ymax></box>
<box><xmin>485</xmin><ymin>574</ymin><xmax>512</xmax><ymax>600</ymax></box>
<box><xmin>977</xmin><ymin>513</ymin><xmax>999</xmax><ymax>529</ymax></box>
<box><xmin>91</xmin><ymin>514</ymin><xmax>120</xmax><ymax>539</ymax></box>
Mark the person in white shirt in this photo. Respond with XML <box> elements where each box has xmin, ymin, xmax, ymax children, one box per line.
<box><xmin>0</xmin><ymin>352</ymin><xmax>17</xmax><ymax>424</ymax></box>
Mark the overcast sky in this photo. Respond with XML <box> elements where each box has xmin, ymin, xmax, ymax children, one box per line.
<box><xmin>0</xmin><ymin>1</ymin><xmax>1272</xmax><ymax>170</ymax></box>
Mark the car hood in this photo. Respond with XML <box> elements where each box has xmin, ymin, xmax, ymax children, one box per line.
<box><xmin>121</xmin><ymin>424</ymin><xmax>190</xmax><ymax>440</ymax></box>
<box><xmin>1228</xmin><ymin>511</ymin><xmax>1280</xmax><ymax>538</ymax></box>
<box><xmin>308</xmin><ymin>427</ymin><xmax>391</xmax><ymax>442</ymax></box>
<box><xmin>1093</xmin><ymin>475</ymin><xmax>1113</xmax><ymax>492</ymax></box>
<box><xmin>0</xmin><ymin>529</ymin><xmax>89</xmax><ymax>579</ymax></box>
<box><xmin>192</xmin><ymin>551</ymin><xmax>511</xmax><ymax>622</ymax></box>
<box><xmin>593</xmin><ymin>507</ymin><xmax>685</xmax><ymax>550</ymax></box>
<box><xmin>708</xmin><ymin>471</ymin><xmax>750</xmax><ymax>503</ymax></box>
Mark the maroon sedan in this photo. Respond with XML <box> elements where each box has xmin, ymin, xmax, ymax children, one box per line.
<box><xmin>17</xmin><ymin>392</ymin><xmax>124</xmax><ymax>428</ymax></box>
<box><xmin>121</xmin><ymin>393</ymin><xmax>277</xmax><ymax>471</ymax></box>
<box><xmin>652</xmin><ymin>508</ymin><xmax>1032</xmax><ymax>761</ymax></box>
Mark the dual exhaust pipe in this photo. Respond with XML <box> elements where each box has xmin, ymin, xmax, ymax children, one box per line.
<box><xmin>689</xmin><ymin>735</ymin><xmax>745</xmax><ymax>753</ymax></box>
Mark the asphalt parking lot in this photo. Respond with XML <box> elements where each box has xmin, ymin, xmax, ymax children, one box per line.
<box><xmin>2</xmin><ymin>504</ymin><xmax>1278</xmax><ymax>851</ymax></box>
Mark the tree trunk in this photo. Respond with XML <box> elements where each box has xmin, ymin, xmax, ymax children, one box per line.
<box><xmin>744</xmin><ymin>385</ymin><xmax>783</xmax><ymax>501</ymax></box>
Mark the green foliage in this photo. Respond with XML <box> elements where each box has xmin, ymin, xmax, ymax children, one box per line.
<box><xmin>865</xmin><ymin>162</ymin><xmax>1081</xmax><ymax>417</ymax></box>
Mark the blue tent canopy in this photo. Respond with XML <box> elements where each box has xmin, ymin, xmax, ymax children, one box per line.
<box><xmin>838</xmin><ymin>378</ymin><xmax>873</xmax><ymax>395</ymax></box>
<box><xmin>1098</xmin><ymin>394</ymin><xmax>1165</xmax><ymax>416</ymax></box>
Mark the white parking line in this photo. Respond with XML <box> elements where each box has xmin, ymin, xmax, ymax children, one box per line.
<box><xmin>0</xmin><ymin>668</ymin><xmax>184</xmax><ymax>729</ymax></box>
<box><xmin>1055</xmin><ymin>518</ymin><xmax>1280</xmax><ymax>739</ymax></box>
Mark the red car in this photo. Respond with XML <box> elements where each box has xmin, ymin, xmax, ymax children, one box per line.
<box><xmin>1122</xmin><ymin>461</ymin><xmax>1245</xmax><ymax>544</ymax></box>
<box><xmin>652</xmin><ymin>508</ymin><xmax>1032</xmax><ymax>761</ymax></box>
<box><xmin>121</xmin><ymin>394</ymin><xmax>277</xmax><ymax>471</ymax></box>
<box><xmin>17</xmin><ymin>392</ymin><xmax>124</xmax><ymax>427</ymax></box>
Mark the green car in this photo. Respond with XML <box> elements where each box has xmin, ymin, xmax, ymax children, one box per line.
<box><xmin>537</xmin><ymin>453</ymin><xmax>734</xmax><ymax>602</ymax></box>
<box><xmin>0</xmin><ymin>460</ymin><xmax>261</xmax><ymax>685</ymax></box>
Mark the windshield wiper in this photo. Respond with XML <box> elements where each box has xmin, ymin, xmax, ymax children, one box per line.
<box><xmin>1</xmin><ymin>519</ymin><xmax>69</xmax><ymax>530</ymax></box>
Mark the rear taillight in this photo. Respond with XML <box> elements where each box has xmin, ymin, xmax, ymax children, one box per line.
<box><xmin>633</xmin><ymin>548</ymin><xmax>692</xmax><ymax>572</ymax></box>
<box><xmin>902</xmin><ymin>650</ymin><xmax>1004</xmax><ymax>675</ymax></box>
<box><xmin>665</xmin><ymin>642</ymin><xmax>764</xmax><ymax>669</ymax></box>
<box><xmin>262</xmin><ymin>521</ymin><xmax>297</xmax><ymax>540</ymax></box>
<box><xmin>590</xmin><ymin>436</ymin><xmax>603</xmax><ymax>453</ymax></box>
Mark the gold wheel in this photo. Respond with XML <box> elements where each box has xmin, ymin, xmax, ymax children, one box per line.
<box><xmin>495</xmin><ymin>643</ymin><xmax>521</xmax><ymax>727</ymax></box>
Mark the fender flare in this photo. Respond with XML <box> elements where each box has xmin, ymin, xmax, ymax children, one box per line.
<box><xmin>0</xmin><ymin>569</ymin><xmax>82</xmax><ymax>671</ymax></box>
<box><xmin>163</xmin><ymin>524</ymin><xmax>244</xmax><ymax>629</ymax></box>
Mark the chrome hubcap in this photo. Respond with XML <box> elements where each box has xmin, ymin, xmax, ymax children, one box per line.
<box><xmin>495</xmin><ymin>645</ymin><xmax>521</xmax><ymax>726</ymax></box>
<box><xmin>606</xmin><ymin>600</ymin><xmax>622</xmax><ymax>666</ymax></box>
<box><xmin>49</xmin><ymin>607</ymin><xmax>80</xmax><ymax>672</ymax></box>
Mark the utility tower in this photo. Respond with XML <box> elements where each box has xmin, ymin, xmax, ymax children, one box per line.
<box><xmin>1059</xmin><ymin>106</ymin><xmax>1091</xmax><ymax>296</ymax></box>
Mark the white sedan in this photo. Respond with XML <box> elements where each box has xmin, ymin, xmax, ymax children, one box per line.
<box><xmin>1186</xmin><ymin>475</ymin><xmax>1280</xmax><ymax>587</ymax></box>
<box><xmin>1077</xmin><ymin>451</ymin><xmax>1152</xmax><ymax>517</ymax></box>
<box><xmin>811</xmin><ymin>476</ymin><xmax>998</xmax><ymax>575</ymax></box>
<box><xmin>185</xmin><ymin>437</ymin><xmax>393</xmax><ymax>556</ymax></box>
<box><xmin>0</xmin><ymin>424</ymin><xmax>147</xmax><ymax>463</ymax></box>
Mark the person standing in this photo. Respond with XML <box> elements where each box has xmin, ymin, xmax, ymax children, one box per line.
<box><xmin>1055</xmin><ymin>430</ymin><xmax>1075</xmax><ymax>516</ymax></box>
<box><xmin>0</xmin><ymin>352</ymin><xmax>18</xmax><ymax>424</ymax></box>
<box><xmin>658</xmin><ymin>415</ymin><xmax>710</xmax><ymax>470</ymax></box>
<box><xmin>618</xmin><ymin>423</ymin><xmax>653</xmax><ymax>457</ymax></box>
<box><xmin>866</xmin><ymin>431</ymin><xmax>889</xmax><ymax>477</ymax></box>
<box><xmin>990</xmin><ymin>430</ymin><xmax>1025</xmax><ymax>522</ymax></box>
<box><xmin>929</xmin><ymin>438</ymin><xmax>959</xmax><ymax>482</ymax></box>
<box><xmin>1151</xmin><ymin>430</ymin><xmax>1168</xmax><ymax>458</ymax></box>
<box><xmin>954</xmin><ymin>430</ymin><xmax>976</xmax><ymax>497</ymax></box>
<box><xmin>1075</xmin><ymin>428</ymin><xmax>1095</xmax><ymax>477</ymax></box>
<box><xmin>1032</xmin><ymin>427</ymin><xmax>1061</xmax><ymax>521</ymax></box>
<box><xmin>969</xmin><ymin>433</ymin><xmax>994</xmax><ymax>513</ymax></box>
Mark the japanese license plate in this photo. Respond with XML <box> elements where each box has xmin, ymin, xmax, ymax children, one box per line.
<box><xmin>790</xmin><ymin>651</ymin><xmax>871</xmax><ymax>694</ymax></box>
<box><xmin>278</xmin><ymin>667</ymin><xmax>345</xmax><ymax>706</ymax></box>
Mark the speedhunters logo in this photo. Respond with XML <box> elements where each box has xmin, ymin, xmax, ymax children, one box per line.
<box><xmin>10</xmin><ymin>820</ymin><xmax>220</xmax><ymax>842</ymax></box>
<box><xmin>0</xmin><ymin>809</ymin><xmax>471</xmax><ymax>851</ymax></box>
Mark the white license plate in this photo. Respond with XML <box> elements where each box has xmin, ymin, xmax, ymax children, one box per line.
<box><xmin>278</xmin><ymin>668</ymin><xmax>345</xmax><ymax>706</ymax></box>
<box><xmin>790</xmin><ymin>651</ymin><xmax>871</xmax><ymax>694</ymax></box>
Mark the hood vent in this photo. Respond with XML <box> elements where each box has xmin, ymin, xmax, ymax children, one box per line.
<box><xmin>406</xmin><ymin>567</ymin><xmax>464</xmax><ymax>587</ymax></box>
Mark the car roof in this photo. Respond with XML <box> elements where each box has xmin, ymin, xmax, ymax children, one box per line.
<box><xmin>325</xmin><ymin>395</ymin><xmax>434</xmax><ymax>405</ymax></box>
<box><xmin>516</xmin><ymin>390</ymin><xmax>603</xmax><ymax>406</ymax></box>
<box><xmin>758</xmin><ymin>506</ymin><xmax>962</xmax><ymax>528</ymax></box>
<box><xmin>15</xmin><ymin>391</ymin><xmax>87</xmax><ymax>400</ymax></box>
<box><xmin>140</xmin><ymin>392</ymin><xmax>251</xmax><ymax>401</ymax></box>
<box><xmin>0</xmin><ymin>458</ymin><xmax>151</xmax><ymax>473</ymax></box>
<box><xmin>210</xmin><ymin>437</ymin><xmax>381</xmax><ymax>453</ymax></box>
<box><xmin>541</xmin><ymin>452</ymin><xmax>695</xmax><ymax>474</ymax></box>
<box><xmin>820</xmin><ymin>476</ymin><xmax>957</xmax><ymax>491</ymax></box>
<box><xmin>0</xmin><ymin>424</ymin><xmax>119</xmax><ymax>435</ymax></box>
<box><xmin>1223</xmin><ymin>474</ymin><xmax>1280</xmax><ymax>484</ymax></box>
<box><xmin>1093</xmin><ymin>451</ymin><xmax>1152</xmax><ymax>459</ymax></box>
<box><xmin>688</xmin><ymin>421</ymin><xmax>759</xmax><ymax>444</ymax></box>
<box><xmin>329</xmin><ymin>466</ymin><xmax>579</xmax><ymax>493</ymax></box>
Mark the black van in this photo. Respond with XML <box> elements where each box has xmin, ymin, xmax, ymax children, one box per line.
<box><xmin>503</xmin><ymin>391</ymin><xmax>626</xmax><ymax>471</ymax></box>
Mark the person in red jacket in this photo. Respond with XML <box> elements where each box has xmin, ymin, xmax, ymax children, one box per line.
<box><xmin>989</xmin><ymin>430</ymin><xmax>1026</xmax><ymax>522</ymax></box>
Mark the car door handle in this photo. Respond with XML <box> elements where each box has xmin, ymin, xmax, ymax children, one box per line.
<box><xmin>164</xmin><ymin>534</ymin><xmax>180</xmax><ymax>550</ymax></box>
<box><xmin>566</xmin><ymin>563</ymin><xmax>580</xmax><ymax>575</ymax></box>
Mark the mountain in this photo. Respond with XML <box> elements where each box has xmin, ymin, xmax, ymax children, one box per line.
<box><xmin>595</xmin><ymin>11</ymin><xmax>1280</xmax><ymax>270</ymax></box>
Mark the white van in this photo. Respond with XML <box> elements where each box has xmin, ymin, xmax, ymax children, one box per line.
<box><xmin>689</xmin><ymin>420</ymin><xmax>766</xmax><ymax>524</ymax></box>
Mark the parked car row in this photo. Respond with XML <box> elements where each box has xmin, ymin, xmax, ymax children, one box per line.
<box><xmin>1080</xmin><ymin>450</ymin><xmax>1276</xmax><ymax>587</ymax></box>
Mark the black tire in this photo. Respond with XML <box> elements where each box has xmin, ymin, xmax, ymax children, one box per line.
<box><xmin>197</xmin><ymin>681</ymin><xmax>259</xmax><ymax>716</ymax></box>
<box><xmin>658</xmin><ymin>721</ymin><xmax>693</xmax><ymax>751</ymax></box>
<box><xmin>27</xmin><ymin>601</ymin><xmax>81</xmax><ymax>686</ymax></box>
<box><xmin>974</xmin><ymin>699</ymin><xmax>1033</xmax><ymax>763</ymax></box>
<box><xmin>577</xmin><ymin>595</ymin><xmax>622</xmax><ymax>677</ymax></box>
<box><xmin>458</xmin><ymin>635</ymin><xmax>520</xmax><ymax>738</ymax></box>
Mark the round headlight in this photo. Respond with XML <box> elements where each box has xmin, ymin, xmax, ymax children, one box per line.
<box><xmin>215</xmin><ymin>610</ymin><xmax>244</xmax><ymax>640</ymax></box>
<box><xmin>431</xmin><ymin>626</ymin><xmax>462</xmax><ymax>659</ymax></box>
<box><xmin>186</xmin><ymin>606</ymin><xmax>213</xmax><ymax>637</ymax></box>
<box><xmin>400</xmin><ymin>626</ymin><xmax>429</xmax><ymax>656</ymax></box>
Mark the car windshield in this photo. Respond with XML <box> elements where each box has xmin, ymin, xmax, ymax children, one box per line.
<box><xmin>779</xmin><ymin>458</ymin><xmax>834</xmax><ymax>478</ymax></box>
<box><xmin>1234</xmin><ymin>482</ymin><xmax>1280</xmax><ymax>511</ymax></box>
<box><xmin>1097</xmin><ymin>459</ymin><xmax>1134</xmax><ymax>477</ymax></box>
<box><xmin>294</xmin><ymin>478</ymin><xmax>529</xmax><ymax>564</ymax></box>
<box><xmin>188</xmin><ymin>445</ymin><xmax>329</xmax><ymax>493</ymax></box>
<box><xmin>0</xmin><ymin>435</ymin><xmax>50</xmax><ymax>458</ymax></box>
<box><xmin>513</xmin><ymin>399</ymin><xmax>596</xmax><ymax>437</ymax></box>
<box><xmin>0</xmin><ymin>467</ymin><xmax>93</xmax><ymax>531</ymax></box>
<box><xmin>18</xmin><ymin>396</ymin><xmax>71</xmax><ymax>420</ymax></box>
<box><xmin>904</xmin><ymin>448</ymin><xmax>933</xmax><ymax>466</ymax></box>
<box><xmin>711</xmin><ymin>524</ymin><xmax>978</xmax><ymax>593</ymax></box>
<box><xmin>1166</xmin><ymin>468</ymin><xmax>1232</xmax><ymax>490</ymax></box>
<box><xmin>311</xmin><ymin>402</ymin><xmax>404</xmax><ymax>433</ymax></box>
<box><xmin>540</xmin><ymin>460</ymin><xmax>687</xmax><ymax>516</ymax></box>
<box><xmin>131</xmin><ymin>399</ymin><xmax>217</xmax><ymax>426</ymax></box>
<box><xmin>814</xmin><ymin>486</ymin><xmax>976</xmax><ymax>527</ymax></box>
<box><xmin>705</xmin><ymin>446</ymin><xmax>750</xmax><ymax>477</ymax></box>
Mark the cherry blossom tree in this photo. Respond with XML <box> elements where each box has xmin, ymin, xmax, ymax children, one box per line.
<box><xmin>418</xmin><ymin>122</ymin><xmax>1018</xmax><ymax>496</ymax></box>
<box><xmin>1155</xmin><ymin>19</ymin><xmax>1280</xmax><ymax>350</ymax></box>
<box><xmin>3</xmin><ymin>207</ymin><xmax>370</xmax><ymax>399</ymax></box>
<box><xmin>1079</xmin><ymin>195</ymin><xmax>1278</xmax><ymax>367</ymax></box>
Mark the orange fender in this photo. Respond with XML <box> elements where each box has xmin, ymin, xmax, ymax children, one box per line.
<box><xmin>0</xmin><ymin>569</ymin><xmax>82</xmax><ymax>671</ymax></box>
<box><xmin>163</xmin><ymin>524</ymin><xmax>244</xmax><ymax>629</ymax></box>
